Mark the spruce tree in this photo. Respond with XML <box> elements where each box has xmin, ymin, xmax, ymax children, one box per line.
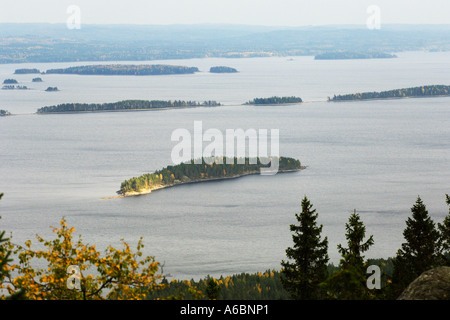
<box><xmin>437</xmin><ymin>194</ymin><xmax>450</xmax><ymax>265</ymax></box>
<box><xmin>321</xmin><ymin>210</ymin><xmax>375</xmax><ymax>300</ymax></box>
<box><xmin>280</xmin><ymin>196</ymin><xmax>329</xmax><ymax>300</ymax></box>
<box><xmin>391</xmin><ymin>196</ymin><xmax>441</xmax><ymax>297</ymax></box>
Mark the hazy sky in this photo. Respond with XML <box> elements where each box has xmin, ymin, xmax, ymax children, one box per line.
<box><xmin>0</xmin><ymin>0</ymin><xmax>449</xmax><ymax>26</ymax></box>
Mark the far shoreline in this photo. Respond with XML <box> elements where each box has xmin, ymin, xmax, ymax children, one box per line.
<box><xmin>329</xmin><ymin>94</ymin><xmax>450</xmax><ymax>103</ymax></box>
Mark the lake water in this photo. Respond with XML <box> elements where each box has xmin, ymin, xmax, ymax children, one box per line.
<box><xmin>0</xmin><ymin>52</ymin><xmax>449</xmax><ymax>280</ymax></box>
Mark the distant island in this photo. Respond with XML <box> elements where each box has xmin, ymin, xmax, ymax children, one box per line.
<box><xmin>328</xmin><ymin>85</ymin><xmax>450</xmax><ymax>101</ymax></box>
<box><xmin>43</xmin><ymin>64</ymin><xmax>199</xmax><ymax>76</ymax></box>
<box><xmin>32</xmin><ymin>77</ymin><xmax>43</xmax><ymax>82</ymax></box>
<box><xmin>45</xmin><ymin>87</ymin><xmax>59</xmax><ymax>92</ymax></box>
<box><xmin>14</xmin><ymin>68</ymin><xmax>41</xmax><ymax>74</ymax></box>
<box><xmin>2</xmin><ymin>85</ymin><xmax>28</xmax><ymax>90</ymax></box>
<box><xmin>3</xmin><ymin>79</ymin><xmax>18</xmax><ymax>84</ymax></box>
<box><xmin>0</xmin><ymin>109</ymin><xmax>11</xmax><ymax>116</ymax></box>
<box><xmin>314</xmin><ymin>51</ymin><xmax>397</xmax><ymax>60</ymax></box>
<box><xmin>116</xmin><ymin>156</ymin><xmax>303</xmax><ymax>197</ymax></box>
<box><xmin>36</xmin><ymin>99</ymin><xmax>221</xmax><ymax>113</ymax></box>
<box><xmin>245</xmin><ymin>96</ymin><xmax>303</xmax><ymax>105</ymax></box>
<box><xmin>210</xmin><ymin>66</ymin><xmax>238</xmax><ymax>73</ymax></box>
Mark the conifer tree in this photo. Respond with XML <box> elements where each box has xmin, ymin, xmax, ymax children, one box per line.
<box><xmin>321</xmin><ymin>210</ymin><xmax>375</xmax><ymax>300</ymax></box>
<box><xmin>437</xmin><ymin>194</ymin><xmax>450</xmax><ymax>265</ymax></box>
<box><xmin>391</xmin><ymin>196</ymin><xmax>442</xmax><ymax>297</ymax></box>
<box><xmin>280</xmin><ymin>196</ymin><xmax>329</xmax><ymax>299</ymax></box>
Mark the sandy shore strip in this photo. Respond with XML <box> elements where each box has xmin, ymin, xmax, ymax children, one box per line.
<box><xmin>101</xmin><ymin>166</ymin><xmax>306</xmax><ymax>199</ymax></box>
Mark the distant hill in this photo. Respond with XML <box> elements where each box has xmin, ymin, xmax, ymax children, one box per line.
<box><xmin>1</xmin><ymin>24</ymin><xmax>449</xmax><ymax>63</ymax></box>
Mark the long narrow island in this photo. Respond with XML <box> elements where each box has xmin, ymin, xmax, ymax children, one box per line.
<box><xmin>244</xmin><ymin>96</ymin><xmax>303</xmax><ymax>105</ymax></box>
<box><xmin>116</xmin><ymin>156</ymin><xmax>304</xmax><ymax>197</ymax></box>
<box><xmin>36</xmin><ymin>99</ymin><xmax>221</xmax><ymax>113</ymax></box>
<box><xmin>43</xmin><ymin>64</ymin><xmax>199</xmax><ymax>76</ymax></box>
<box><xmin>328</xmin><ymin>85</ymin><xmax>450</xmax><ymax>101</ymax></box>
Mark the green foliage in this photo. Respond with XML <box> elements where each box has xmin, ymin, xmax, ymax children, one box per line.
<box><xmin>0</xmin><ymin>110</ymin><xmax>11</xmax><ymax>117</ymax></box>
<box><xmin>2</xmin><ymin>85</ymin><xmax>28</xmax><ymax>90</ymax></box>
<box><xmin>2</xmin><ymin>79</ymin><xmax>18</xmax><ymax>84</ymax></box>
<box><xmin>205</xmin><ymin>277</ymin><xmax>221</xmax><ymax>300</ymax></box>
<box><xmin>0</xmin><ymin>193</ymin><xmax>11</xmax><ymax>283</ymax></box>
<box><xmin>321</xmin><ymin>210</ymin><xmax>375</xmax><ymax>300</ymax></box>
<box><xmin>315</xmin><ymin>51</ymin><xmax>397</xmax><ymax>60</ymax></box>
<box><xmin>330</xmin><ymin>85</ymin><xmax>450</xmax><ymax>101</ymax></box>
<box><xmin>37</xmin><ymin>99</ymin><xmax>221</xmax><ymax>113</ymax></box>
<box><xmin>0</xmin><ymin>193</ymin><xmax>26</xmax><ymax>299</ymax></box>
<box><xmin>44</xmin><ymin>64</ymin><xmax>199</xmax><ymax>76</ymax></box>
<box><xmin>390</xmin><ymin>196</ymin><xmax>443</xmax><ymax>298</ymax></box>
<box><xmin>147</xmin><ymin>271</ymin><xmax>290</xmax><ymax>300</ymax></box>
<box><xmin>14</xmin><ymin>68</ymin><xmax>41</xmax><ymax>74</ymax></box>
<box><xmin>209</xmin><ymin>66</ymin><xmax>238</xmax><ymax>73</ymax></box>
<box><xmin>245</xmin><ymin>96</ymin><xmax>303</xmax><ymax>105</ymax></box>
<box><xmin>438</xmin><ymin>194</ymin><xmax>450</xmax><ymax>265</ymax></box>
<box><xmin>118</xmin><ymin>156</ymin><xmax>302</xmax><ymax>195</ymax></box>
<box><xmin>280</xmin><ymin>196</ymin><xmax>329</xmax><ymax>299</ymax></box>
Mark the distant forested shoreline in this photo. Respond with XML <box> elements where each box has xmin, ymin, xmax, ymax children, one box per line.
<box><xmin>329</xmin><ymin>85</ymin><xmax>450</xmax><ymax>101</ymax></box>
<box><xmin>315</xmin><ymin>51</ymin><xmax>397</xmax><ymax>60</ymax></box>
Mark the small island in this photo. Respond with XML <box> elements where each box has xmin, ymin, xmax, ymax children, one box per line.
<box><xmin>244</xmin><ymin>96</ymin><xmax>303</xmax><ymax>105</ymax></box>
<box><xmin>210</xmin><ymin>66</ymin><xmax>238</xmax><ymax>73</ymax></box>
<box><xmin>328</xmin><ymin>85</ymin><xmax>450</xmax><ymax>101</ymax></box>
<box><xmin>45</xmin><ymin>87</ymin><xmax>59</xmax><ymax>92</ymax></box>
<box><xmin>32</xmin><ymin>77</ymin><xmax>43</xmax><ymax>82</ymax></box>
<box><xmin>14</xmin><ymin>68</ymin><xmax>41</xmax><ymax>74</ymax></box>
<box><xmin>117</xmin><ymin>156</ymin><xmax>304</xmax><ymax>197</ymax></box>
<box><xmin>3</xmin><ymin>79</ymin><xmax>18</xmax><ymax>84</ymax></box>
<box><xmin>44</xmin><ymin>64</ymin><xmax>199</xmax><ymax>76</ymax></box>
<box><xmin>2</xmin><ymin>85</ymin><xmax>28</xmax><ymax>90</ymax></box>
<box><xmin>36</xmin><ymin>99</ymin><xmax>221</xmax><ymax>114</ymax></box>
<box><xmin>314</xmin><ymin>51</ymin><xmax>397</xmax><ymax>60</ymax></box>
<box><xmin>0</xmin><ymin>109</ymin><xmax>11</xmax><ymax>117</ymax></box>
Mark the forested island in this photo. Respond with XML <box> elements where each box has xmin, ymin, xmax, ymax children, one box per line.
<box><xmin>210</xmin><ymin>66</ymin><xmax>238</xmax><ymax>73</ymax></box>
<box><xmin>43</xmin><ymin>64</ymin><xmax>199</xmax><ymax>76</ymax></box>
<box><xmin>32</xmin><ymin>77</ymin><xmax>43</xmax><ymax>82</ymax></box>
<box><xmin>3</xmin><ymin>79</ymin><xmax>18</xmax><ymax>84</ymax></box>
<box><xmin>14</xmin><ymin>68</ymin><xmax>41</xmax><ymax>74</ymax></box>
<box><xmin>329</xmin><ymin>85</ymin><xmax>450</xmax><ymax>101</ymax></box>
<box><xmin>36</xmin><ymin>99</ymin><xmax>221</xmax><ymax>113</ymax></box>
<box><xmin>245</xmin><ymin>96</ymin><xmax>303</xmax><ymax>105</ymax></box>
<box><xmin>117</xmin><ymin>156</ymin><xmax>303</xmax><ymax>197</ymax></box>
<box><xmin>314</xmin><ymin>51</ymin><xmax>397</xmax><ymax>60</ymax></box>
<box><xmin>0</xmin><ymin>109</ymin><xmax>11</xmax><ymax>116</ymax></box>
<box><xmin>2</xmin><ymin>85</ymin><xmax>28</xmax><ymax>90</ymax></box>
<box><xmin>45</xmin><ymin>87</ymin><xmax>59</xmax><ymax>92</ymax></box>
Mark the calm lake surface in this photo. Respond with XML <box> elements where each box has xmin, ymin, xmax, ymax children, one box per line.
<box><xmin>0</xmin><ymin>52</ymin><xmax>449</xmax><ymax>280</ymax></box>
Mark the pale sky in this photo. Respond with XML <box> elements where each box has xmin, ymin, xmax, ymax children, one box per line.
<box><xmin>0</xmin><ymin>0</ymin><xmax>449</xmax><ymax>26</ymax></box>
